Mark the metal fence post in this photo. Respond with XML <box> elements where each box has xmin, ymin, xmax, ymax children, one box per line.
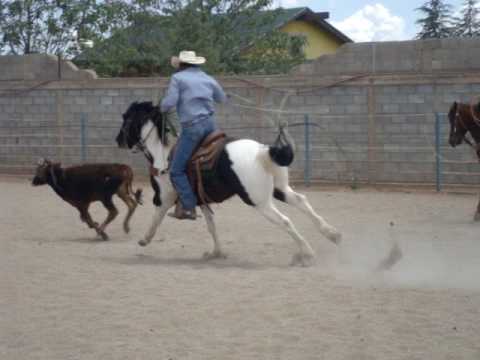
<box><xmin>80</xmin><ymin>113</ymin><xmax>87</xmax><ymax>162</ymax></box>
<box><xmin>304</xmin><ymin>114</ymin><xmax>311</xmax><ymax>186</ymax></box>
<box><xmin>435</xmin><ymin>112</ymin><xmax>442</xmax><ymax>192</ymax></box>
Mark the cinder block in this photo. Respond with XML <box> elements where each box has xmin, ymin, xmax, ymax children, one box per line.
<box><xmin>101</xmin><ymin>97</ymin><xmax>113</xmax><ymax>105</ymax></box>
<box><xmin>75</xmin><ymin>97</ymin><xmax>87</xmax><ymax>105</ymax></box>
<box><xmin>382</xmin><ymin>104</ymin><xmax>400</xmax><ymax>114</ymax></box>
<box><xmin>408</xmin><ymin>94</ymin><xmax>425</xmax><ymax>104</ymax></box>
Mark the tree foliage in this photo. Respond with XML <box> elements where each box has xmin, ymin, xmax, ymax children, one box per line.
<box><xmin>0</xmin><ymin>0</ymin><xmax>306</xmax><ymax>76</ymax></box>
<box><xmin>416</xmin><ymin>0</ymin><xmax>453</xmax><ymax>39</ymax></box>
<box><xmin>156</xmin><ymin>0</ymin><xmax>306</xmax><ymax>75</ymax></box>
<box><xmin>0</xmin><ymin>0</ymin><xmax>132</xmax><ymax>55</ymax></box>
<box><xmin>452</xmin><ymin>0</ymin><xmax>480</xmax><ymax>37</ymax></box>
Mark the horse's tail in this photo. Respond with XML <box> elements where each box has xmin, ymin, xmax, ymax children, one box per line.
<box><xmin>268</xmin><ymin>124</ymin><xmax>295</xmax><ymax>167</ymax></box>
<box><xmin>127</xmin><ymin>177</ymin><xmax>143</xmax><ymax>205</ymax></box>
<box><xmin>133</xmin><ymin>188</ymin><xmax>143</xmax><ymax>205</ymax></box>
<box><xmin>122</xmin><ymin>165</ymin><xmax>143</xmax><ymax>205</ymax></box>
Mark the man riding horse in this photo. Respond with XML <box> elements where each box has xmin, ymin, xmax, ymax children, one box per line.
<box><xmin>161</xmin><ymin>50</ymin><xmax>227</xmax><ymax>220</ymax></box>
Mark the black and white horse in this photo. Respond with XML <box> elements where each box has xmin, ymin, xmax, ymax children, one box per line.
<box><xmin>116</xmin><ymin>101</ymin><xmax>341</xmax><ymax>265</ymax></box>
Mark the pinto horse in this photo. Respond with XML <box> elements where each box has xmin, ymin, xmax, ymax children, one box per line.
<box><xmin>115</xmin><ymin>101</ymin><xmax>341</xmax><ymax>266</ymax></box>
<box><xmin>448</xmin><ymin>101</ymin><xmax>480</xmax><ymax>220</ymax></box>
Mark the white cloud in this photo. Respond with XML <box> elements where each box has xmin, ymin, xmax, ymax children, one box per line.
<box><xmin>332</xmin><ymin>3</ymin><xmax>407</xmax><ymax>42</ymax></box>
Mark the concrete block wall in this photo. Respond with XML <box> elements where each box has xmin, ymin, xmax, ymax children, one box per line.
<box><xmin>1</xmin><ymin>39</ymin><xmax>480</xmax><ymax>187</ymax></box>
<box><xmin>292</xmin><ymin>38</ymin><xmax>480</xmax><ymax>76</ymax></box>
<box><xmin>0</xmin><ymin>54</ymin><xmax>96</xmax><ymax>81</ymax></box>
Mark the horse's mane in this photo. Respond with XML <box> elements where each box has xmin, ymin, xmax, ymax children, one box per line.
<box><xmin>449</xmin><ymin>100</ymin><xmax>480</xmax><ymax>112</ymax></box>
<box><xmin>126</xmin><ymin>101</ymin><xmax>174</xmax><ymax>145</ymax></box>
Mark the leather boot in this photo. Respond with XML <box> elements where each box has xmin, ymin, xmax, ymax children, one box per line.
<box><xmin>168</xmin><ymin>202</ymin><xmax>197</xmax><ymax>220</ymax></box>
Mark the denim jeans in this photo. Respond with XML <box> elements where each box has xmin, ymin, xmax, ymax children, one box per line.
<box><xmin>170</xmin><ymin>117</ymin><xmax>217</xmax><ymax>210</ymax></box>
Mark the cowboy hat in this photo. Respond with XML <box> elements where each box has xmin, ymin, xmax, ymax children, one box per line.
<box><xmin>171</xmin><ymin>50</ymin><xmax>206</xmax><ymax>68</ymax></box>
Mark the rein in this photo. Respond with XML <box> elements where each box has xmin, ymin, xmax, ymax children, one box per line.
<box><xmin>134</xmin><ymin>124</ymin><xmax>156</xmax><ymax>164</ymax></box>
<box><xmin>132</xmin><ymin>111</ymin><xmax>178</xmax><ymax>176</ymax></box>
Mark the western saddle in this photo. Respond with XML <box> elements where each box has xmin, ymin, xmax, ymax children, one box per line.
<box><xmin>186</xmin><ymin>130</ymin><xmax>226</xmax><ymax>205</ymax></box>
<box><xmin>152</xmin><ymin>130</ymin><xmax>226</xmax><ymax>206</ymax></box>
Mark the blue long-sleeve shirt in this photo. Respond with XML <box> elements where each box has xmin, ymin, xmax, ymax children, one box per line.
<box><xmin>161</xmin><ymin>67</ymin><xmax>226</xmax><ymax>124</ymax></box>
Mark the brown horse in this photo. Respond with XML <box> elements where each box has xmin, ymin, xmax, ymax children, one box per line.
<box><xmin>448</xmin><ymin>101</ymin><xmax>480</xmax><ymax>220</ymax></box>
<box><xmin>448</xmin><ymin>101</ymin><xmax>480</xmax><ymax>159</ymax></box>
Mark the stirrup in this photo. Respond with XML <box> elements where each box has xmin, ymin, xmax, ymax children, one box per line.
<box><xmin>167</xmin><ymin>203</ymin><xmax>197</xmax><ymax>221</ymax></box>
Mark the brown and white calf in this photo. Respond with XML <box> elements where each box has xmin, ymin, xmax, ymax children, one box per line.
<box><xmin>32</xmin><ymin>158</ymin><xmax>142</xmax><ymax>240</ymax></box>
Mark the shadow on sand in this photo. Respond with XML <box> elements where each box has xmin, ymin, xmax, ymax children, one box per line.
<box><xmin>99</xmin><ymin>253</ymin><xmax>291</xmax><ymax>270</ymax></box>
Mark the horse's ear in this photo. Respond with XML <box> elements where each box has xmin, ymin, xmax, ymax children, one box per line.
<box><xmin>451</xmin><ymin>101</ymin><xmax>458</xmax><ymax>113</ymax></box>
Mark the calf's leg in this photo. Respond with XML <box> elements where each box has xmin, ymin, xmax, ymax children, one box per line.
<box><xmin>117</xmin><ymin>183</ymin><xmax>138</xmax><ymax>233</ymax></box>
<box><xmin>98</xmin><ymin>196</ymin><xmax>118</xmax><ymax>239</ymax></box>
<box><xmin>79</xmin><ymin>205</ymin><xmax>107</xmax><ymax>240</ymax></box>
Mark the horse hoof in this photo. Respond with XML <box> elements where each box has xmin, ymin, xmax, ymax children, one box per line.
<box><xmin>99</xmin><ymin>232</ymin><xmax>109</xmax><ymax>241</ymax></box>
<box><xmin>291</xmin><ymin>252</ymin><xmax>316</xmax><ymax>267</ymax></box>
<box><xmin>203</xmin><ymin>251</ymin><xmax>227</xmax><ymax>260</ymax></box>
<box><xmin>328</xmin><ymin>229</ymin><xmax>342</xmax><ymax>245</ymax></box>
<box><xmin>123</xmin><ymin>225</ymin><xmax>130</xmax><ymax>234</ymax></box>
<box><xmin>138</xmin><ymin>239</ymin><xmax>149</xmax><ymax>247</ymax></box>
<box><xmin>376</xmin><ymin>242</ymin><xmax>403</xmax><ymax>271</ymax></box>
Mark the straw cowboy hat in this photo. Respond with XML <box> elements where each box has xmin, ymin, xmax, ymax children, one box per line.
<box><xmin>171</xmin><ymin>51</ymin><xmax>206</xmax><ymax>68</ymax></box>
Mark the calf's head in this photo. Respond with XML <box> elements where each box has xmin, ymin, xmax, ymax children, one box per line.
<box><xmin>32</xmin><ymin>158</ymin><xmax>53</xmax><ymax>186</ymax></box>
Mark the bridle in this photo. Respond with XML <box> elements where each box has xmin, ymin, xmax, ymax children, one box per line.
<box><xmin>121</xmin><ymin>109</ymin><xmax>178</xmax><ymax>174</ymax></box>
<box><xmin>133</xmin><ymin>123</ymin><xmax>156</xmax><ymax>164</ymax></box>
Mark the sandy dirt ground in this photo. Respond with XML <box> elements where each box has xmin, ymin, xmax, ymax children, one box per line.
<box><xmin>2</xmin><ymin>177</ymin><xmax>480</xmax><ymax>360</ymax></box>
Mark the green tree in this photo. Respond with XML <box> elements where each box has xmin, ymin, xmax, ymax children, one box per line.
<box><xmin>77</xmin><ymin>0</ymin><xmax>306</xmax><ymax>76</ymax></box>
<box><xmin>452</xmin><ymin>0</ymin><xmax>480</xmax><ymax>37</ymax></box>
<box><xmin>416</xmin><ymin>0</ymin><xmax>453</xmax><ymax>39</ymax></box>
<box><xmin>77</xmin><ymin>12</ymin><xmax>171</xmax><ymax>77</ymax></box>
<box><xmin>162</xmin><ymin>0</ymin><xmax>306</xmax><ymax>74</ymax></box>
<box><xmin>0</xmin><ymin>0</ymin><xmax>132</xmax><ymax>56</ymax></box>
<box><xmin>1</xmin><ymin>0</ymin><xmax>306</xmax><ymax>75</ymax></box>
<box><xmin>1</xmin><ymin>0</ymin><xmax>53</xmax><ymax>54</ymax></box>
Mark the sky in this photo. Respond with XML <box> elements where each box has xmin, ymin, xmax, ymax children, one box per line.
<box><xmin>275</xmin><ymin>0</ymin><xmax>466</xmax><ymax>42</ymax></box>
